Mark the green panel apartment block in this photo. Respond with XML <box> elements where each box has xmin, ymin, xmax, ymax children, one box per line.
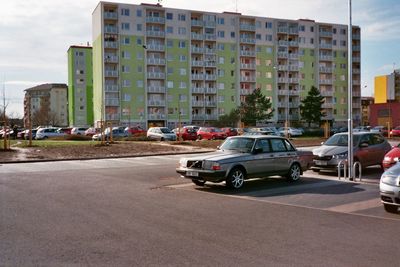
<box><xmin>92</xmin><ymin>2</ymin><xmax>361</xmax><ymax>128</ymax></box>
<box><xmin>67</xmin><ymin>45</ymin><xmax>94</xmax><ymax>127</ymax></box>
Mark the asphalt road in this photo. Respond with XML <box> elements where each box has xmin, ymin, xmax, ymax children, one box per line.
<box><xmin>1</xmin><ymin>155</ymin><xmax>399</xmax><ymax>266</ymax></box>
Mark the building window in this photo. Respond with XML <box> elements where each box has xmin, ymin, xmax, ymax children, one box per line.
<box><xmin>218</xmin><ymin>43</ymin><xmax>225</xmax><ymax>50</ymax></box>
<box><xmin>122</xmin><ymin>37</ymin><xmax>130</xmax><ymax>45</ymax></box>
<box><xmin>299</xmin><ymin>25</ymin><xmax>305</xmax><ymax>31</ymax></box>
<box><xmin>123</xmin><ymin>80</ymin><xmax>131</xmax><ymax>87</ymax></box>
<box><xmin>218</xmin><ymin>83</ymin><xmax>224</xmax><ymax>90</ymax></box>
<box><xmin>137</xmin><ymin>24</ymin><xmax>142</xmax><ymax>31</ymax></box>
<box><xmin>178</xmin><ymin>41</ymin><xmax>186</xmax><ymax>48</ymax></box>
<box><xmin>166</xmin><ymin>39</ymin><xmax>173</xmax><ymax>48</ymax></box>
<box><xmin>166</xmin><ymin>13</ymin><xmax>173</xmax><ymax>20</ymax></box>
<box><xmin>218</xmin><ymin>31</ymin><xmax>225</xmax><ymax>38</ymax></box>
<box><xmin>136</xmin><ymin>9</ymin><xmax>142</xmax><ymax>17</ymax></box>
<box><xmin>266</xmin><ymin>22</ymin><xmax>272</xmax><ymax>28</ymax></box>
<box><xmin>266</xmin><ymin>47</ymin><xmax>272</xmax><ymax>53</ymax></box>
<box><xmin>218</xmin><ymin>95</ymin><xmax>225</xmax><ymax>102</ymax></box>
<box><xmin>166</xmin><ymin>26</ymin><xmax>173</xmax><ymax>34</ymax></box>
<box><xmin>230</xmin><ymin>44</ymin><xmax>235</xmax><ymax>51</ymax></box>
<box><xmin>310</xmin><ymin>38</ymin><xmax>314</xmax><ymax>44</ymax></box>
<box><xmin>122</xmin><ymin>51</ymin><xmax>130</xmax><ymax>59</ymax></box>
<box><xmin>256</xmin><ymin>34</ymin><xmax>261</xmax><ymax>40</ymax></box>
<box><xmin>179</xmin><ymin>68</ymin><xmax>186</xmax><ymax>75</ymax></box>
<box><xmin>122</xmin><ymin>65</ymin><xmax>130</xmax><ymax>73</ymax></box>
<box><xmin>167</xmin><ymin>67</ymin><xmax>173</xmax><ymax>75</ymax></box>
<box><xmin>136</xmin><ymin>38</ymin><xmax>142</xmax><ymax>45</ymax></box>
<box><xmin>121</xmin><ymin>8</ymin><xmax>130</xmax><ymax>16</ymax></box>
<box><xmin>340</xmin><ymin>40</ymin><xmax>346</xmax><ymax>46</ymax></box>
<box><xmin>179</xmin><ymin>55</ymin><xmax>186</xmax><ymax>61</ymax></box>
<box><xmin>179</xmin><ymin>82</ymin><xmax>186</xmax><ymax>88</ymax></box>
<box><xmin>123</xmin><ymin>94</ymin><xmax>131</xmax><ymax>101</ymax></box>
<box><xmin>217</xmin><ymin>17</ymin><xmax>224</xmax><ymax>24</ymax></box>
<box><xmin>310</xmin><ymin>26</ymin><xmax>314</xmax><ymax>32</ymax></box>
<box><xmin>219</xmin><ymin>57</ymin><xmax>225</xmax><ymax>64</ymax></box>
<box><xmin>167</xmin><ymin>81</ymin><xmax>174</xmax><ymax>88</ymax></box>
<box><xmin>137</xmin><ymin>80</ymin><xmax>143</xmax><ymax>87</ymax></box>
<box><xmin>340</xmin><ymin>28</ymin><xmax>346</xmax><ymax>35</ymax></box>
<box><xmin>178</xmin><ymin>14</ymin><xmax>186</xmax><ymax>21</ymax></box>
<box><xmin>136</xmin><ymin>52</ymin><xmax>142</xmax><ymax>60</ymax></box>
<box><xmin>178</xmin><ymin>27</ymin><xmax>186</xmax><ymax>35</ymax></box>
<box><xmin>121</xmin><ymin>23</ymin><xmax>130</xmax><ymax>30</ymax></box>
<box><xmin>230</xmin><ymin>31</ymin><xmax>235</xmax><ymax>38</ymax></box>
<box><xmin>265</xmin><ymin>34</ymin><xmax>272</xmax><ymax>41</ymax></box>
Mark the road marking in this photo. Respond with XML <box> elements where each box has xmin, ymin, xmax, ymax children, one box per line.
<box><xmin>325</xmin><ymin>198</ymin><xmax>382</xmax><ymax>213</ymax></box>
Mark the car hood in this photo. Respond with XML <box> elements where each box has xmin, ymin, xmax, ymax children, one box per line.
<box><xmin>313</xmin><ymin>145</ymin><xmax>348</xmax><ymax>156</ymax></box>
<box><xmin>183</xmin><ymin>150</ymin><xmax>249</xmax><ymax>162</ymax></box>
<box><xmin>385</xmin><ymin>147</ymin><xmax>400</xmax><ymax>158</ymax></box>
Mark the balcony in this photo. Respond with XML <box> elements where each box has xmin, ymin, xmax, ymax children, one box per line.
<box><xmin>192</xmin><ymin>101</ymin><xmax>204</xmax><ymax>107</ymax></box>
<box><xmin>240</xmin><ymin>76</ymin><xmax>256</xmax><ymax>82</ymax></box>
<box><xmin>205</xmin><ymin>101</ymin><xmax>216</xmax><ymax>107</ymax></box>
<box><xmin>277</xmin><ymin>102</ymin><xmax>286</xmax><ymax>108</ymax></box>
<box><xmin>105</xmin><ymin>55</ymin><xmax>118</xmax><ymax>63</ymax></box>
<box><xmin>204</xmin><ymin>21</ymin><xmax>216</xmax><ymax>28</ymax></box>
<box><xmin>105</xmin><ymin>84</ymin><xmax>119</xmax><ymax>92</ymax></box>
<box><xmin>240</xmin><ymin>24</ymin><xmax>256</xmax><ymax>31</ymax></box>
<box><xmin>289</xmin><ymin>114</ymin><xmax>300</xmax><ymax>120</ymax></box>
<box><xmin>288</xmin><ymin>65</ymin><xmax>299</xmax><ymax>71</ymax></box>
<box><xmin>289</xmin><ymin>41</ymin><xmax>299</xmax><ymax>47</ymax></box>
<box><xmin>105</xmin><ymin>98</ymin><xmax>119</xmax><ymax>106</ymax></box>
<box><xmin>105</xmin><ymin>70</ymin><xmax>118</xmax><ymax>77</ymax></box>
<box><xmin>352</xmin><ymin>45</ymin><xmax>361</xmax><ymax>51</ymax></box>
<box><xmin>278</xmin><ymin>52</ymin><xmax>288</xmax><ymax>58</ymax></box>
<box><xmin>205</xmin><ymin>74</ymin><xmax>217</xmax><ymax>81</ymax></box>
<box><xmin>278</xmin><ymin>77</ymin><xmax>288</xmax><ymax>83</ymax></box>
<box><xmin>191</xmin><ymin>20</ymin><xmax>203</xmax><ymax>27</ymax></box>
<box><xmin>278</xmin><ymin>65</ymin><xmax>288</xmax><ymax>71</ymax></box>
<box><xmin>352</xmin><ymin>102</ymin><xmax>361</xmax><ymax>108</ymax></box>
<box><xmin>319</xmin><ymin>79</ymin><xmax>332</xmax><ymax>84</ymax></box>
<box><xmin>353</xmin><ymin>69</ymin><xmax>360</xmax><ymax>74</ymax></box>
<box><xmin>147</xmin><ymin>86</ymin><xmax>166</xmax><ymax>93</ymax></box>
<box><xmin>147</xmin><ymin>58</ymin><xmax>166</xmax><ymax>65</ymax></box>
<box><xmin>353</xmin><ymin>56</ymin><xmax>361</xmax><ymax>62</ymax></box>
<box><xmin>148</xmin><ymin>113</ymin><xmax>166</xmax><ymax>120</ymax></box>
<box><xmin>148</xmin><ymin>100</ymin><xmax>165</xmax><ymax>106</ymax></box>
<box><xmin>105</xmin><ymin>113</ymin><xmax>120</xmax><ymax>120</ymax></box>
<box><xmin>205</xmin><ymin>34</ymin><xmax>216</xmax><ymax>40</ymax></box>
<box><xmin>288</xmin><ymin>53</ymin><xmax>298</xmax><ymax>59</ymax></box>
<box><xmin>204</xmin><ymin>48</ymin><xmax>216</xmax><ymax>54</ymax></box>
<box><xmin>288</xmin><ymin>78</ymin><xmax>299</xmax><ymax>83</ymax></box>
<box><xmin>191</xmin><ymin>33</ymin><xmax>203</xmax><ymax>40</ymax></box>
<box><xmin>240</xmin><ymin>63</ymin><xmax>256</xmax><ymax>69</ymax></box>
<box><xmin>240</xmin><ymin>38</ymin><xmax>256</xmax><ymax>44</ymax></box>
<box><xmin>205</xmin><ymin>87</ymin><xmax>216</xmax><ymax>94</ymax></box>
<box><xmin>147</xmin><ymin>72</ymin><xmax>165</xmax><ymax>79</ymax></box>
<box><xmin>353</xmin><ymin>80</ymin><xmax>360</xmax><ymax>85</ymax></box>
<box><xmin>289</xmin><ymin>102</ymin><xmax>300</xmax><ymax>108</ymax></box>
<box><xmin>353</xmin><ymin>33</ymin><xmax>360</xmax><ymax>39</ymax></box>
<box><xmin>191</xmin><ymin>74</ymin><xmax>204</xmax><ymax>80</ymax></box>
<box><xmin>319</xmin><ymin>55</ymin><xmax>333</xmax><ymax>61</ymax></box>
<box><xmin>104</xmin><ymin>41</ymin><xmax>118</xmax><ymax>49</ymax></box>
<box><xmin>240</xmin><ymin>89</ymin><xmax>253</xmax><ymax>95</ymax></box>
<box><xmin>240</xmin><ymin>50</ymin><xmax>256</xmax><ymax>57</ymax></box>
<box><xmin>146</xmin><ymin>16</ymin><xmax>165</xmax><ymax>24</ymax></box>
<box><xmin>322</xmin><ymin>103</ymin><xmax>334</xmax><ymax>109</ymax></box>
<box><xmin>289</xmin><ymin>90</ymin><xmax>300</xmax><ymax>96</ymax></box>
<box><xmin>104</xmin><ymin>12</ymin><xmax>117</xmax><ymax>20</ymax></box>
<box><xmin>204</xmin><ymin>61</ymin><xmax>216</xmax><ymax>68</ymax></box>
<box><xmin>191</xmin><ymin>60</ymin><xmax>204</xmax><ymax>67</ymax></box>
<box><xmin>192</xmin><ymin>87</ymin><xmax>205</xmax><ymax>94</ymax></box>
<box><xmin>278</xmin><ymin>40</ymin><xmax>288</xmax><ymax>46</ymax></box>
<box><xmin>146</xmin><ymin>31</ymin><xmax>165</xmax><ymax>38</ymax></box>
<box><xmin>320</xmin><ymin>43</ymin><xmax>333</xmax><ymax>49</ymax></box>
<box><xmin>277</xmin><ymin>27</ymin><xmax>288</xmax><ymax>33</ymax></box>
<box><xmin>147</xmin><ymin>44</ymin><xmax>165</xmax><ymax>51</ymax></box>
<box><xmin>320</xmin><ymin>90</ymin><xmax>333</xmax><ymax>97</ymax></box>
<box><xmin>288</xmin><ymin>28</ymin><xmax>298</xmax><ymax>34</ymax></box>
<box><xmin>104</xmin><ymin>26</ymin><xmax>118</xmax><ymax>34</ymax></box>
<box><xmin>319</xmin><ymin>66</ymin><xmax>332</xmax><ymax>73</ymax></box>
<box><xmin>319</xmin><ymin>31</ymin><xmax>333</xmax><ymax>37</ymax></box>
<box><xmin>278</xmin><ymin>90</ymin><xmax>288</xmax><ymax>96</ymax></box>
<box><xmin>191</xmin><ymin>47</ymin><xmax>204</xmax><ymax>53</ymax></box>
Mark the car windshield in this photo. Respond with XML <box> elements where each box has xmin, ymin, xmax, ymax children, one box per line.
<box><xmin>324</xmin><ymin>134</ymin><xmax>361</xmax><ymax>146</ymax></box>
<box><xmin>160</xmin><ymin>128</ymin><xmax>172</xmax><ymax>133</ymax></box>
<box><xmin>220</xmin><ymin>137</ymin><xmax>255</xmax><ymax>152</ymax></box>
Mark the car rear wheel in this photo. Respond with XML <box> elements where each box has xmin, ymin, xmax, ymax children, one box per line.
<box><xmin>211</xmin><ymin>135</ymin><xmax>216</xmax><ymax>140</ymax></box>
<box><xmin>197</xmin><ymin>135</ymin><xmax>202</xmax><ymax>140</ymax></box>
<box><xmin>160</xmin><ymin>137</ymin><xmax>165</xmax><ymax>141</ymax></box>
<box><xmin>384</xmin><ymin>204</ymin><xmax>398</xmax><ymax>213</ymax></box>
<box><xmin>287</xmin><ymin>163</ymin><xmax>301</xmax><ymax>182</ymax></box>
<box><xmin>192</xmin><ymin>179</ymin><xmax>206</xmax><ymax>186</ymax></box>
<box><xmin>226</xmin><ymin>167</ymin><xmax>245</xmax><ymax>189</ymax></box>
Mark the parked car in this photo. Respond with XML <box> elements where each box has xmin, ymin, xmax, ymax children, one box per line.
<box><xmin>390</xmin><ymin>126</ymin><xmax>400</xmax><ymax>137</ymax></box>
<box><xmin>196</xmin><ymin>127</ymin><xmax>227</xmax><ymax>140</ymax></box>
<box><xmin>371</xmin><ymin>126</ymin><xmax>389</xmax><ymax>137</ymax></box>
<box><xmin>353</xmin><ymin>126</ymin><xmax>371</xmax><ymax>132</ymax></box>
<box><xmin>71</xmin><ymin>127</ymin><xmax>88</xmax><ymax>135</ymax></box>
<box><xmin>176</xmin><ymin>135</ymin><xmax>313</xmax><ymax>189</ymax></box>
<box><xmin>312</xmin><ymin>132</ymin><xmax>391</xmax><ymax>173</ymax></box>
<box><xmin>125</xmin><ymin>126</ymin><xmax>146</xmax><ymax>136</ymax></box>
<box><xmin>221</xmin><ymin>127</ymin><xmax>238</xmax><ymax>137</ymax></box>
<box><xmin>58</xmin><ymin>127</ymin><xmax>73</xmax><ymax>135</ymax></box>
<box><xmin>24</xmin><ymin>129</ymin><xmax>37</xmax><ymax>140</ymax></box>
<box><xmin>278</xmin><ymin>127</ymin><xmax>303</xmax><ymax>137</ymax></box>
<box><xmin>35</xmin><ymin>127</ymin><xmax>66</xmax><ymax>140</ymax></box>
<box><xmin>174</xmin><ymin>127</ymin><xmax>198</xmax><ymax>141</ymax></box>
<box><xmin>92</xmin><ymin>127</ymin><xmax>129</xmax><ymax>141</ymax></box>
<box><xmin>147</xmin><ymin>127</ymin><xmax>176</xmax><ymax>141</ymax></box>
<box><xmin>85</xmin><ymin>127</ymin><xmax>100</xmax><ymax>137</ymax></box>
<box><xmin>380</xmin><ymin>164</ymin><xmax>400</xmax><ymax>213</ymax></box>
<box><xmin>382</xmin><ymin>144</ymin><xmax>400</xmax><ymax>170</ymax></box>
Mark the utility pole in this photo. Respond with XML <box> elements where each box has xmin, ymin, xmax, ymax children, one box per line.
<box><xmin>347</xmin><ymin>0</ymin><xmax>354</xmax><ymax>180</ymax></box>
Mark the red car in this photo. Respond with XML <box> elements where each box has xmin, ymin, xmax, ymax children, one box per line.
<box><xmin>382</xmin><ymin>144</ymin><xmax>400</xmax><ymax>170</ymax></box>
<box><xmin>196</xmin><ymin>127</ymin><xmax>227</xmax><ymax>140</ymax></box>
<box><xmin>390</xmin><ymin>126</ymin><xmax>400</xmax><ymax>137</ymax></box>
<box><xmin>221</xmin><ymin>127</ymin><xmax>238</xmax><ymax>137</ymax></box>
<box><xmin>175</xmin><ymin>127</ymin><xmax>198</xmax><ymax>141</ymax></box>
<box><xmin>125</xmin><ymin>126</ymin><xmax>146</xmax><ymax>136</ymax></box>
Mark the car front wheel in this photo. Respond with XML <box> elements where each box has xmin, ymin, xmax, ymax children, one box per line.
<box><xmin>384</xmin><ymin>204</ymin><xmax>398</xmax><ymax>213</ymax></box>
<box><xmin>226</xmin><ymin>167</ymin><xmax>245</xmax><ymax>189</ymax></box>
<box><xmin>287</xmin><ymin>163</ymin><xmax>301</xmax><ymax>182</ymax></box>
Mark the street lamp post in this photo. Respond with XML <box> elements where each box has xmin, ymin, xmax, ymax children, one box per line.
<box><xmin>347</xmin><ymin>0</ymin><xmax>354</xmax><ymax>180</ymax></box>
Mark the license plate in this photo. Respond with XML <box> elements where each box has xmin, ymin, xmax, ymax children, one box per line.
<box><xmin>315</xmin><ymin>160</ymin><xmax>328</xmax><ymax>166</ymax></box>
<box><xmin>186</xmin><ymin>171</ymin><xmax>199</xmax><ymax>177</ymax></box>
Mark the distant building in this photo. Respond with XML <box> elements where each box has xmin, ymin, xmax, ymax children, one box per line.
<box><xmin>361</xmin><ymin>96</ymin><xmax>373</xmax><ymax>126</ymax></box>
<box><xmin>370</xmin><ymin>69</ymin><xmax>400</xmax><ymax>127</ymax></box>
<box><xmin>67</xmin><ymin>45</ymin><xmax>93</xmax><ymax>127</ymax></box>
<box><xmin>24</xmin><ymin>83</ymin><xmax>68</xmax><ymax>127</ymax></box>
<box><xmin>91</xmin><ymin>2</ymin><xmax>361</xmax><ymax>129</ymax></box>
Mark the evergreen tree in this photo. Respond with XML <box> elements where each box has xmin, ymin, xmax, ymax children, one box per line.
<box><xmin>215</xmin><ymin>109</ymin><xmax>240</xmax><ymax>127</ymax></box>
<box><xmin>239</xmin><ymin>88</ymin><xmax>274</xmax><ymax>126</ymax></box>
<box><xmin>299</xmin><ymin>86</ymin><xmax>325</xmax><ymax>127</ymax></box>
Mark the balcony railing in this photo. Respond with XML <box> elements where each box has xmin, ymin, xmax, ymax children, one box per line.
<box><xmin>240</xmin><ymin>38</ymin><xmax>256</xmax><ymax>44</ymax></box>
<box><xmin>104</xmin><ymin>26</ymin><xmax>118</xmax><ymax>34</ymax></box>
<box><xmin>148</xmin><ymin>100</ymin><xmax>165</xmax><ymax>106</ymax></box>
<box><xmin>239</xmin><ymin>24</ymin><xmax>256</xmax><ymax>31</ymax></box>
<box><xmin>319</xmin><ymin>55</ymin><xmax>333</xmax><ymax>61</ymax></box>
<box><xmin>192</xmin><ymin>101</ymin><xmax>204</xmax><ymax>107</ymax></box>
<box><xmin>278</xmin><ymin>78</ymin><xmax>288</xmax><ymax>83</ymax></box>
<box><xmin>278</xmin><ymin>52</ymin><xmax>288</xmax><ymax>58</ymax></box>
<box><xmin>205</xmin><ymin>101</ymin><xmax>216</xmax><ymax>107</ymax></box>
<box><xmin>288</xmin><ymin>28</ymin><xmax>298</xmax><ymax>34</ymax></box>
<box><xmin>105</xmin><ymin>98</ymin><xmax>120</xmax><ymax>106</ymax></box>
<box><xmin>320</xmin><ymin>43</ymin><xmax>333</xmax><ymax>49</ymax></box>
<box><xmin>191</xmin><ymin>33</ymin><xmax>203</xmax><ymax>40</ymax></box>
<box><xmin>352</xmin><ymin>45</ymin><xmax>361</xmax><ymax>51</ymax></box>
<box><xmin>148</xmin><ymin>113</ymin><xmax>166</xmax><ymax>120</ymax></box>
<box><xmin>191</xmin><ymin>60</ymin><xmax>204</xmax><ymax>67</ymax></box>
<box><xmin>191</xmin><ymin>47</ymin><xmax>204</xmax><ymax>53</ymax></box>
<box><xmin>205</xmin><ymin>74</ymin><xmax>217</xmax><ymax>81</ymax></box>
<box><xmin>204</xmin><ymin>48</ymin><xmax>216</xmax><ymax>54</ymax></box>
<box><xmin>205</xmin><ymin>34</ymin><xmax>216</xmax><ymax>40</ymax></box>
<box><xmin>320</xmin><ymin>90</ymin><xmax>334</xmax><ymax>97</ymax></box>
<box><xmin>289</xmin><ymin>41</ymin><xmax>299</xmax><ymax>47</ymax></box>
<box><xmin>288</xmin><ymin>78</ymin><xmax>299</xmax><ymax>83</ymax></box>
<box><xmin>205</xmin><ymin>88</ymin><xmax>216</xmax><ymax>94</ymax></box>
<box><xmin>240</xmin><ymin>76</ymin><xmax>256</xmax><ymax>82</ymax></box>
<box><xmin>146</xmin><ymin>16</ymin><xmax>165</xmax><ymax>24</ymax></box>
<box><xmin>319</xmin><ymin>66</ymin><xmax>332</xmax><ymax>73</ymax></box>
<box><xmin>147</xmin><ymin>86</ymin><xmax>165</xmax><ymax>93</ymax></box>
<box><xmin>289</xmin><ymin>90</ymin><xmax>300</xmax><ymax>95</ymax></box>
<box><xmin>204</xmin><ymin>21</ymin><xmax>216</xmax><ymax>28</ymax></box>
<box><xmin>105</xmin><ymin>55</ymin><xmax>118</xmax><ymax>63</ymax></box>
<box><xmin>353</xmin><ymin>56</ymin><xmax>361</xmax><ymax>62</ymax></box>
<box><xmin>319</xmin><ymin>31</ymin><xmax>333</xmax><ymax>37</ymax></box>
<box><xmin>240</xmin><ymin>89</ymin><xmax>253</xmax><ymax>95</ymax></box>
<box><xmin>147</xmin><ymin>44</ymin><xmax>165</xmax><ymax>51</ymax></box>
<box><xmin>104</xmin><ymin>12</ymin><xmax>117</xmax><ymax>20</ymax></box>
<box><xmin>105</xmin><ymin>84</ymin><xmax>119</xmax><ymax>92</ymax></box>
<box><xmin>105</xmin><ymin>70</ymin><xmax>118</xmax><ymax>77</ymax></box>
<box><xmin>277</xmin><ymin>27</ymin><xmax>288</xmax><ymax>33</ymax></box>
<box><xmin>191</xmin><ymin>20</ymin><xmax>203</xmax><ymax>27</ymax></box>
<box><xmin>319</xmin><ymin>79</ymin><xmax>332</xmax><ymax>84</ymax></box>
<box><xmin>288</xmin><ymin>53</ymin><xmax>298</xmax><ymax>59</ymax></box>
<box><xmin>192</xmin><ymin>87</ymin><xmax>205</xmax><ymax>94</ymax></box>
<box><xmin>146</xmin><ymin>31</ymin><xmax>165</xmax><ymax>37</ymax></box>
<box><xmin>104</xmin><ymin>41</ymin><xmax>118</xmax><ymax>49</ymax></box>
<box><xmin>105</xmin><ymin>113</ymin><xmax>120</xmax><ymax>120</ymax></box>
<box><xmin>204</xmin><ymin>61</ymin><xmax>216</xmax><ymax>67</ymax></box>
<box><xmin>240</xmin><ymin>50</ymin><xmax>256</xmax><ymax>57</ymax></box>
<box><xmin>147</xmin><ymin>58</ymin><xmax>166</xmax><ymax>65</ymax></box>
<box><xmin>278</xmin><ymin>65</ymin><xmax>288</xmax><ymax>71</ymax></box>
<box><xmin>147</xmin><ymin>72</ymin><xmax>165</xmax><ymax>79</ymax></box>
<box><xmin>288</xmin><ymin>65</ymin><xmax>299</xmax><ymax>71</ymax></box>
<box><xmin>240</xmin><ymin>63</ymin><xmax>256</xmax><ymax>69</ymax></box>
<box><xmin>191</xmin><ymin>74</ymin><xmax>204</xmax><ymax>80</ymax></box>
<box><xmin>278</xmin><ymin>40</ymin><xmax>288</xmax><ymax>46</ymax></box>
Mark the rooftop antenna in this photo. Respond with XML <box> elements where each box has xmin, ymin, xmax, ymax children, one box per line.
<box><xmin>235</xmin><ymin>0</ymin><xmax>238</xmax><ymax>13</ymax></box>
<box><xmin>157</xmin><ymin>0</ymin><xmax>162</xmax><ymax>6</ymax></box>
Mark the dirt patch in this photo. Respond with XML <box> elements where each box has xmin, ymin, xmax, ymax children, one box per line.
<box><xmin>0</xmin><ymin>138</ymin><xmax>325</xmax><ymax>163</ymax></box>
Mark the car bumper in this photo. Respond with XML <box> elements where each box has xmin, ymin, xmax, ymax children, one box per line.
<box><xmin>311</xmin><ymin>158</ymin><xmax>345</xmax><ymax>172</ymax></box>
<box><xmin>380</xmin><ymin>182</ymin><xmax>400</xmax><ymax>206</ymax></box>
<box><xmin>176</xmin><ymin>167</ymin><xmax>226</xmax><ymax>183</ymax></box>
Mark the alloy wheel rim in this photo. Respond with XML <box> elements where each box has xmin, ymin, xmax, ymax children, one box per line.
<box><xmin>291</xmin><ymin>165</ymin><xmax>300</xmax><ymax>180</ymax></box>
<box><xmin>232</xmin><ymin>171</ymin><xmax>244</xmax><ymax>188</ymax></box>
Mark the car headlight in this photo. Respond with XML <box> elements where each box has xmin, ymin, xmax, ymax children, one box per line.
<box><xmin>332</xmin><ymin>152</ymin><xmax>348</xmax><ymax>159</ymax></box>
<box><xmin>179</xmin><ymin>158</ymin><xmax>187</xmax><ymax>168</ymax></box>
<box><xmin>381</xmin><ymin>175</ymin><xmax>400</xmax><ymax>186</ymax></box>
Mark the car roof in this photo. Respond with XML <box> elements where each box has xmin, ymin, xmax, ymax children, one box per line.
<box><xmin>334</xmin><ymin>131</ymin><xmax>377</xmax><ymax>136</ymax></box>
<box><xmin>229</xmin><ymin>135</ymin><xmax>285</xmax><ymax>140</ymax></box>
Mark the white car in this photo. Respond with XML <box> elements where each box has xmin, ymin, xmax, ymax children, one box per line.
<box><xmin>278</xmin><ymin>127</ymin><xmax>303</xmax><ymax>137</ymax></box>
<box><xmin>71</xmin><ymin>127</ymin><xmax>88</xmax><ymax>135</ymax></box>
<box><xmin>147</xmin><ymin>127</ymin><xmax>176</xmax><ymax>141</ymax></box>
<box><xmin>35</xmin><ymin>127</ymin><xmax>66</xmax><ymax>140</ymax></box>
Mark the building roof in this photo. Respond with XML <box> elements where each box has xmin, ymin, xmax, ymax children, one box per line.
<box><xmin>24</xmin><ymin>83</ymin><xmax>68</xmax><ymax>92</ymax></box>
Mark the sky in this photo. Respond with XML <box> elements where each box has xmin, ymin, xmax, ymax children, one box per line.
<box><xmin>0</xmin><ymin>0</ymin><xmax>399</xmax><ymax>118</ymax></box>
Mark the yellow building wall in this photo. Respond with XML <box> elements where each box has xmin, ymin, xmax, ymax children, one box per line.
<box><xmin>374</xmin><ymin>75</ymin><xmax>388</xmax><ymax>104</ymax></box>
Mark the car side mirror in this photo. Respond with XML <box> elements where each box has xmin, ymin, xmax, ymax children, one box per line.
<box><xmin>360</xmin><ymin>142</ymin><xmax>368</xmax><ymax>148</ymax></box>
<box><xmin>253</xmin><ymin>147</ymin><xmax>263</xmax><ymax>154</ymax></box>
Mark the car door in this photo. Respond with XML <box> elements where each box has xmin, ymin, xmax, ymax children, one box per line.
<box><xmin>356</xmin><ymin>134</ymin><xmax>372</xmax><ymax>166</ymax></box>
<box><xmin>270</xmin><ymin>138</ymin><xmax>294</xmax><ymax>173</ymax></box>
<box><xmin>251</xmin><ymin>138</ymin><xmax>276</xmax><ymax>176</ymax></box>
<box><xmin>369</xmin><ymin>134</ymin><xmax>390</xmax><ymax>165</ymax></box>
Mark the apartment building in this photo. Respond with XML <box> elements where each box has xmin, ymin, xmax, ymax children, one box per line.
<box><xmin>67</xmin><ymin>45</ymin><xmax>94</xmax><ymax>127</ymax></box>
<box><xmin>374</xmin><ymin>69</ymin><xmax>400</xmax><ymax>104</ymax></box>
<box><xmin>23</xmin><ymin>83</ymin><xmax>68</xmax><ymax>127</ymax></box>
<box><xmin>92</xmin><ymin>2</ymin><xmax>361</xmax><ymax>129</ymax></box>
